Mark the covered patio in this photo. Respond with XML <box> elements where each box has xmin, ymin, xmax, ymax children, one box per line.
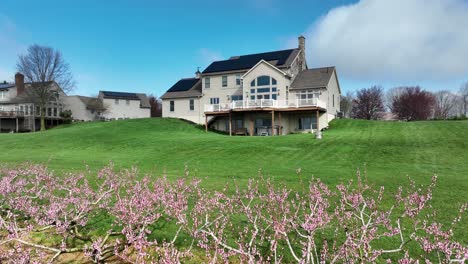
<box><xmin>204</xmin><ymin>106</ymin><xmax>326</xmax><ymax>136</ymax></box>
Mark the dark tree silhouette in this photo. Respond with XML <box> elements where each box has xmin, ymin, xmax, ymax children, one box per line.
<box><xmin>390</xmin><ymin>86</ymin><xmax>435</xmax><ymax>121</ymax></box>
<box><xmin>351</xmin><ymin>86</ymin><xmax>385</xmax><ymax>120</ymax></box>
<box><xmin>148</xmin><ymin>95</ymin><xmax>162</xmax><ymax>117</ymax></box>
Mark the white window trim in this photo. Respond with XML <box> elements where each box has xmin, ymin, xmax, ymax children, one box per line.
<box><xmin>222</xmin><ymin>76</ymin><xmax>228</xmax><ymax>87</ymax></box>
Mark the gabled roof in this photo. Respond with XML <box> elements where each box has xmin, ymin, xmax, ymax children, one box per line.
<box><xmin>290</xmin><ymin>67</ymin><xmax>336</xmax><ymax>90</ymax></box>
<box><xmin>241</xmin><ymin>60</ymin><xmax>288</xmax><ymax>79</ymax></box>
<box><xmin>202</xmin><ymin>48</ymin><xmax>299</xmax><ymax>74</ymax></box>
<box><xmin>100</xmin><ymin>91</ymin><xmax>140</xmax><ymax>100</ymax></box>
<box><xmin>161</xmin><ymin>78</ymin><xmax>202</xmax><ymax>99</ymax></box>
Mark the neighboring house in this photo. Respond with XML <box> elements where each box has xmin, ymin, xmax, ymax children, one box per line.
<box><xmin>98</xmin><ymin>91</ymin><xmax>151</xmax><ymax>120</ymax></box>
<box><xmin>63</xmin><ymin>95</ymin><xmax>104</xmax><ymax>121</ymax></box>
<box><xmin>0</xmin><ymin>73</ymin><xmax>66</xmax><ymax>132</ymax></box>
<box><xmin>0</xmin><ymin>73</ymin><xmax>152</xmax><ymax>132</ymax></box>
<box><xmin>161</xmin><ymin>36</ymin><xmax>341</xmax><ymax>136</ymax></box>
<box><xmin>64</xmin><ymin>91</ymin><xmax>151</xmax><ymax>122</ymax></box>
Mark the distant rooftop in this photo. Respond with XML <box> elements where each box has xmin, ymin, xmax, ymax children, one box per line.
<box><xmin>202</xmin><ymin>48</ymin><xmax>299</xmax><ymax>74</ymax></box>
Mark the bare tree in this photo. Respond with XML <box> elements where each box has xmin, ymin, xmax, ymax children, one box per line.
<box><xmin>390</xmin><ymin>86</ymin><xmax>435</xmax><ymax>121</ymax></box>
<box><xmin>386</xmin><ymin>87</ymin><xmax>405</xmax><ymax>112</ymax></box>
<box><xmin>148</xmin><ymin>95</ymin><xmax>162</xmax><ymax>117</ymax></box>
<box><xmin>86</xmin><ymin>97</ymin><xmax>109</xmax><ymax>120</ymax></box>
<box><xmin>16</xmin><ymin>44</ymin><xmax>74</xmax><ymax>131</ymax></box>
<box><xmin>351</xmin><ymin>86</ymin><xmax>385</xmax><ymax>120</ymax></box>
<box><xmin>340</xmin><ymin>91</ymin><xmax>354</xmax><ymax>118</ymax></box>
<box><xmin>459</xmin><ymin>82</ymin><xmax>468</xmax><ymax>117</ymax></box>
<box><xmin>434</xmin><ymin>90</ymin><xmax>456</xmax><ymax>119</ymax></box>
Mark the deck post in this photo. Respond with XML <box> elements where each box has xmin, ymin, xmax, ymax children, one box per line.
<box><xmin>205</xmin><ymin>115</ymin><xmax>208</xmax><ymax>132</ymax></box>
<box><xmin>16</xmin><ymin>118</ymin><xmax>18</xmax><ymax>133</ymax></box>
<box><xmin>316</xmin><ymin>110</ymin><xmax>319</xmax><ymax>132</ymax></box>
<box><xmin>249</xmin><ymin>114</ymin><xmax>254</xmax><ymax>136</ymax></box>
<box><xmin>229</xmin><ymin>111</ymin><xmax>232</xmax><ymax>136</ymax></box>
<box><xmin>278</xmin><ymin>111</ymin><xmax>282</xmax><ymax>135</ymax></box>
<box><xmin>271</xmin><ymin>110</ymin><xmax>275</xmax><ymax>136</ymax></box>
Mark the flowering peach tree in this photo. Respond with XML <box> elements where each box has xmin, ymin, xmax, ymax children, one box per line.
<box><xmin>0</xmin><ymin>164</ymin><xmax>466</xmax><ymax>263</ymax></box>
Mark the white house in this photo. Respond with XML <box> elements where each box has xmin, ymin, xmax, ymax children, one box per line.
<box><xmin>161</xmin><ymin>36</ymin><xmax>341</xmax><ymax>136</ymax></box>
<box><xmin>0</xmin><ymin>73</ymin><xmax>151</xmax><ymax>132</ymax></box>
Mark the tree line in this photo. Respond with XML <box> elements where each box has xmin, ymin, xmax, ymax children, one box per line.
<box><xmin>340</xmin><ymin>83</ymin><xmax>468</xmax><ymax>120</ymax></box>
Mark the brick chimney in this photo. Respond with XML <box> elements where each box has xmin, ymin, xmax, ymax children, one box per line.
<box><xmin>298</xmin><ymin>35</ymin><xmax>306</xmax><ymax>71</ymax></box>
<box><xmin>15</xmin><ymin>72</ymin><xmax>25</xmax><ymax>95</ymax></box>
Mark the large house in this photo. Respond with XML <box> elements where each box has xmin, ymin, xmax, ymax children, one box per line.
<box><xmin>0</xmin><ymin>73</ymin><xmax>151</xmax><ymax>132</ymax></box>
<box><xmin>0</xmin><ymin>73</ymin><xmax>66</xmax><ymax>132</ymax></box>
<box><xmin>161</xmin><ymin>36</ymin><xmax>341</xmax><ymax>136</ymax></box>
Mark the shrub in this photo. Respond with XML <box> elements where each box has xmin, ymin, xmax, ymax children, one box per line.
<box><xmin>0</xmin><ymin>164</ymin><xmax>465</xmax><ymax>263</ymax></box>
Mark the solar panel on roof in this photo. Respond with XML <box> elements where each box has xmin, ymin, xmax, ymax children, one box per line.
<box><xmin>167</xmin><ymin>78</ymin><xmax>200</xmax><ymax>93</ymax></box>
<box><xmin>202</xmin><ymin>49</ymin><xmax>296</xmax><ymax>74</ymax></box>
<box><xmin>101</xmin><ymin>91</ymin><xmax>140</xmax><ymax>99</ymax></box>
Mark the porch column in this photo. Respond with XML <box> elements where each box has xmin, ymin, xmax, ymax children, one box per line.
<box><xmin>271</xmin><ymin>110</ymin><xmax>275</xmax><ymax>136</ymax></box>
<box><xmin>249</xmin><ymin>114</ymin><xmax>254</xmax><ymax>136</ymax></box>
<box><xmin>205</xmin><ymin>115</ymin><xmax>208</xmax><ymax>132</ymax></box>
<box><xmin>229</xmin><ymin>111</ymin><xmax>232</xmax><ymax>136</ymax></box>
<box><xmin>278</xmin><ymin>112</ymin><xmax>282</xmax><ymax>135</ymax></box>
<box><xmin>316</xmin><ymin>110</ymin><xmax>319</xmax><ymax>132</ymax></box>
<box><xmin>16</xmin><ymin>118</ymin><xmax>18</xmax><ymax>132</ymax></box>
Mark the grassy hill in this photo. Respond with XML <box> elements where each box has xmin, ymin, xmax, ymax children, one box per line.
<box><xmin>1</xmin><ymin>118</ymin><xmax>467</xmax><ymax>236</ymax></box>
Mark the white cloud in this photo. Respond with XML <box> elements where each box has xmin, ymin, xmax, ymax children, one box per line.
<box><xmin>198</xmin><ymin>48</ymin><xmax>223</xmax><ymax>66</ymax></box>
<box><xmin>300</xmin><ymin>0</ymin><xmax>468</xmax><ymax>82</ymax></box>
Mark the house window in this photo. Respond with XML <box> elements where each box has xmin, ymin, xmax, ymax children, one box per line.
<box><xmin>30</xmin><ymin>105</ymin><xmax>33</xmax><ymax>115</ymax></box>
<box><xmin>0</xmin><ymin>91</ymin><xmax>6</xmax><ymax>100</ymax></box>
<box><xmin>115</xmin><ymin>99</ymin><xmax>119</xmax><ymax>105</ymax></box>
<box><xmin>170</xmin><ymin>101</ymin><xmax>174</xmax><ymax>112</ymax></box>
<box><xmin>222</xmin><ymin>76</ymin><xmax>228</xmax><ymax>87</ymax></box>
<box><xmin>205</xmin><ymin>77</ymin><xmax>210</xmax><ymax>88</ymax></box>
<box><xmin>48</xmin><ymin>108</ymin><xmax>52</xmax><ymax>117</ymax></box>
<box><xmin>36</xmin><ymin>106</ymin><xmax>40</xmax><ymax>115</ymax></box>
<box><xmin>210</xmin><ymin>97</ymin><xmax>219</xmax><ymax>105</ymax></box>
<box><xmin>0</xmin><ymin>106</ymin><xmax>3</xmax><ymax>111</ymax></box>
<box><xmin>298</xmin><ymin>117</ymin><xmax>317</xmax><ymax>130</ymax></box>
<box><xmin>126</xmin><ymin>99</ymin><xmax>130</xmax><ymax>105</ymax></box>
<box><xmin>189</xmin><ymin>99</ymin><xmax>194</xmax><ymax>111</ymax></box>
<box><xmin>231</xmin><ymin>95</ymin><xmax>243</xmax><ymax>101</ymax></box>
<box><xmin>296</xmin><ymin>90</ymin><xmax>320</xmax><ymax>100</ymax></box>
<box><xmin>236</xmin><ymin>74</ymin><xmax>241</xmax><ymax>86</ymax></box>
<box><xmin>250</xmin><ymin>75</ymin><xmax>278</xmax><ymax>100</ymax></box>
<box><xmin>53</xmin><ymin>108</ymin><xmax>57</xmax><ymax>117</ymax></box>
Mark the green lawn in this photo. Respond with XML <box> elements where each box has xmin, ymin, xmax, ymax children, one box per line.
<box><xmin>1</xmin><ymin>118</ymin><xmax>467</xmax><ymax>240</ymax></box>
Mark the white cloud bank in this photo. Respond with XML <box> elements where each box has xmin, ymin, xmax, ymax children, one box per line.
<box><xmin>302</xmin><ymin>0</ymin><xmax>468</xmax><ymax>82</ymax></box>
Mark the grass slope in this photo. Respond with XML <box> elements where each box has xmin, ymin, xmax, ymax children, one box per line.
<box><xmin>1</xmin><ymin>118</ymin><xmax>467</xmax><ymax>238</ymax></box>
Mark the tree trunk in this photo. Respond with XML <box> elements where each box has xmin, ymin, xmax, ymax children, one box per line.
<box><xmin>40</xmin><ymin>110</ymin><xmax>46</xmax><ymax>131</ymax></box>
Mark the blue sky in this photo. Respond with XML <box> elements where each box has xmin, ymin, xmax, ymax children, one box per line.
<box><xmin>1</xmin><ymin>0</ymin><xmax>467</xmax><ymax>97</ymax></box>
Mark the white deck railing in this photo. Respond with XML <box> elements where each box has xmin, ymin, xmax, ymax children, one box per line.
<box><xmin>204</xmin><ymin>99</ymin><xmax>326</xmax><ymax>112</ymax></box>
